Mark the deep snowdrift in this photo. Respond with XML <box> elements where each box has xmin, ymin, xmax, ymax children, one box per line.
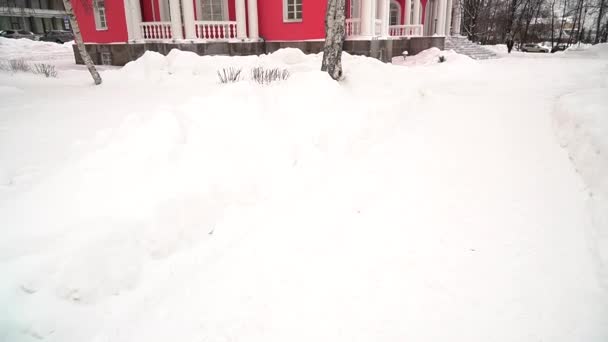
<box><xmin>1</xmin><ymin>42</ymin><xmax>607</xmax><ymax>342</ymax></box>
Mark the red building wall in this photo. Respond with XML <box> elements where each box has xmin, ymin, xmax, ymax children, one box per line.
<box><xmin>76</xmin><ymin>0</ymin><xmax>431</xmax><ymax>44</ymax></box>
<box><xmin>73</xmin><ymin>0</ymin><xmax>128</xmax><ymax>43</ymax></box>
<box><xmin>258</xmin><ymin>0</ymin><xmax>326</xmax><ymax>41</ymax></box>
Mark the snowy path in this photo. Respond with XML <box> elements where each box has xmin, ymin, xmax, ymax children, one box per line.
<box><xmin>0</xmin><ymin>41</ymin><xmax>607</xmax><ymax>342</ymax></box>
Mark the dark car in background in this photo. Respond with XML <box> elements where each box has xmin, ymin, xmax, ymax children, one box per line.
<box><xmin>39</xmin><ymin>30</ymin><xmax>74</xmax><ymax>44</ymax></box>
<box><xmin>0</xmin><ymin>30</ymin><xmax>40</xmax><ymax>40</ymax></box>
<box><xmin>521</xmin><ymin>43</ymin><xmax>549</xmax><ymax>53</ymax></box>
<box><xmin>551</xmin><ymin>44</ymin><xmax>567</xmax><ymax>53</ymax></box>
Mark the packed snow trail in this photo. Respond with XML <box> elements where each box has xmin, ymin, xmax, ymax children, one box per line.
<box><xmin>0</xmin><ymin>40</ymin><xmax>607</xmax><ymax>342</ymax></box>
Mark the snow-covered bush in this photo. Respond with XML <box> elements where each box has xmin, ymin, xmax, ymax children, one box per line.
<box><xmin>33</xmin><ymin>63</ymin><xmax>57</xmax><ymax>78</ymax></box>
<box><xmin>251</xmin><ymin>66</ymin><xmax>290</xmax><ymax>84</ymax></box>
<box><xmin>7</xmin><ymin>58</ymin><xmax>31</xmax><ymax>72</ymax></box>
<box><xmin>217</xmin><ymin>67</ymin><xmax>242</xmax><ymax>83</ymax></box>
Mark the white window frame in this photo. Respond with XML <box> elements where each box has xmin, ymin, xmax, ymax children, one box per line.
<box><xmin>93</xmin><ymin>0</ymin><xmax>108</xmax><ymax>31</ymax></box>
<box><xmin>389</xmin><ymin>0</ymin><xmax>401</xmax><ymax>26</ymax></box>
<box><xmin>196</xmin><ymin>0</ymin><xmax>229</xmax><ymax>21</ymax></box>
<box><xmin>283</xmin><ymin>0</ymin><xmax>302</xmax><ymax>23</ymax></box>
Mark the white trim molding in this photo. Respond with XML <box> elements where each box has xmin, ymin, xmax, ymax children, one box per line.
<box><xmin>93</xmin><ymin>0</ymin><xmax>108</xmax><ymax>31</ymax></box>
<box><xmin>283</xmin><ymin>0</ymin><xmax>303</xmax><ymax>23</ymax></box>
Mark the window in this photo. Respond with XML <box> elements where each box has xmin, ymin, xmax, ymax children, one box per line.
<box><xmin>200</xmin><ymin>0</ymin><xmax>226</xmax><ymax>21</ymax></box>
<box><xmin>284</xmin><ymin>0</ymin><xmax>302</xmax><ymax>22</ymax></box>
<box><xmin>93</xmin><ymin>0</ymin><xmax>107</xmax><ymax>30</ymax></box>
<box><xmin>350</xmin><ymin>0</ymin><xmax>360</xmax><ymax>18</ymax></box>
<box><xmin>389</xmin><ymin>1</ymin><xmax>401</xmax><ymax>25</ymax></box>
<box><xmin>10</xmin><ymin>17</ymin><xmax>20</xmax><ymax>29</ymax></box>
<box><xmin>101</xmin><ymin>52</ymin><xmax>112</xmax><ymax>65</ymax></box>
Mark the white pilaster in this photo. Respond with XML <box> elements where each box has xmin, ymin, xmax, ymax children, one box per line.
<box><xmin>169</xmin><ymin>0</ymin><xmax>183</xmax><ymax>39</ymax></box>
<box><xmin>445</xmin><ymin>0</ymin><xmax>453</xmax><ymax>35</ymax></box>
<box><xmin>235</xmin><ymin>0</ymin><xmax>247</xmax><ymax>39</ymax></box>
<box><xmin>247</xmin><ymin>0</ymin><xmax>259</xmax><ymax>40</ymax></box>
<box><xmin>360</xmin><ymin>0</ymin><xmax>373</xmax><ymax>36</ymax></box>
<box><xmin>404</xmin><ymin>0</ymin><xmax>411</xmax><ymax>25</ymax></box>
<box><xmin>122</xmin><ymin>0</ymin><xmax>132</xmax><ymax>40</ymax></box>
<box><xmin>412</xmin><ymin>0</ymin><xmax>420</xmax><ymax>25</ymax></box>
<box><xmin>436</xmin><ymin>0</ymin><xmax>446</xmax><ymax>35</ymax></box>
<box><xmin>182</xmin><ymin>0</ymin><xmax>196</xmax><ymax>39</ymax></box>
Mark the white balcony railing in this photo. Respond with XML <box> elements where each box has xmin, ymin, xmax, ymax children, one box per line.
<box><xmin>195</xmin><ymin>21</ymin><xmax>237</xmax><ymax>40</ymax></box>
<box><xmin>389</xmin><ymin>24</ymin><xmax>423</xmax><ymax>37</ymax></box>
<box><xmin>345</xmin><ymin>18</ymin><xmax>361</xmax><ymax>36</ymax></box>
<box><xmin>140</xmin><ymin>22</ymin><xmax>173</xmax><ymax>40</ymax></box>
<box><xmin>345</xmin><ymin>18</ymin><xmax>386</xmax><ymax>37</ymax></box>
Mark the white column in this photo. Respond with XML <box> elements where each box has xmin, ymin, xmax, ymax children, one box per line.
<box><xmin>453</xmin><ymin>0</ymin><xmax>461</xmax><ymax>35</ymax></box>
<box><xmin>436</xmin><ymin>0</ymin><xmax>446</xmax><ymax>35</ymax></box>
<box><xmin>445</xmin><ymin>0</ymin><xmax>453</xmax><ymax>35</ymax></box>
<box><xmin>235</xmin><ymin>0</ymin><xmax>247</xmax><ymax>39</ymax></box>
<box><xmin>412</xmin><ymin>0</ymin><xmax>420</xmax><ymax>25</ymax></box>
<box><xmin>132</xmin><ymin>0</ymin><xmax>142</xmax><ymax>39</ymax></box>
<box><xmin>378</xmin><ymin>0</ymin><xmax>389</xmax><ymax>36</ymax></box>
<box><xmin>182</xmin><ymin>0</ymin><xmax>196</xmax><ymax>39</ymax></box>
<box><xmin>404</xmin><ymin>0</ymin><xmax>411</xmax><ymax>25</ymax></box>
<box><xmin>169</xmin><ymin>0</ymin><xmax>183</xmax><ymax>39</ymax></box>
<box><xmin>430</xmin><ymin>0</ymin><xmax>437</xmax><ymax>35</ymax></box>
<box><xmin>371</xmin><ymin>0</ymin><xmax>377</xmax><ymax>35</ymax></box>
<box><xmin>361</xmin><ymin>0</ymin><xmax>374</xmax><ymax>36</ymax></box>
<box><xmin>247</xmin><ymin>0</ymin><xmax>259</xmax><ymax>40</ymax></box>
<box><xmin>123</xmin><ymin>0</ymin><xmax>142</xmax><ymax>41</ymax></box>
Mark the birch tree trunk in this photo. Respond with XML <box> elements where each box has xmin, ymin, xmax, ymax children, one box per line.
<box><xmin>63</xmin><ymin>0</ymin><xmax>102</xmax><ymax>85</ymax></box>
<box><xmin>321</xmin><ymin>0</ymin><xmax>346</xmax><ymax>81</ymax></box>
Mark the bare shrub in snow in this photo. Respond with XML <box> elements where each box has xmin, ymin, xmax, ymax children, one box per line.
<box><xmin>217</xmin><ymin>67</ymin><xmax>242</xmax><ymax>83</ymax></box>
<box><xmin>33</xmin><ymin>63</ymin><xmax>58</xmax><ymax>78</ymax></box>
<box><xmin>438</xmin><ymin>55</ymin><xmax>447</xmax><ymax>63</ymax></box>
<box><xmin>251</xmin><ymin>67</ymin><xmax>290</xmax><ymax>85</ymax></box>
<box><xmin>8</xmin><ymin>59</ymin><xmax>31</xmax><ymax>72</ymax></box>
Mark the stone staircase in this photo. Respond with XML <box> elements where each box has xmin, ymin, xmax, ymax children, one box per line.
<box><xmin>444</xmin><ymin>36</ymin><xmax>498</xmax><ymax>60</ymax></box>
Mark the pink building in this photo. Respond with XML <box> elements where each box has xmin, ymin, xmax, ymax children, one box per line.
<box><xmin>72</xmin><ymin>0</ymin><xmax>462</xmax><ymax>65</ymax></box>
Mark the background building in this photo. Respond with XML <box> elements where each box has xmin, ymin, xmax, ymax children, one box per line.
<box><xmin>0</xmin><ymin>0</ymin><xmax>69</xmax><ymax>33</ymax></box>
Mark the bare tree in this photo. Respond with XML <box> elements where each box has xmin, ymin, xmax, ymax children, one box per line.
<box><xmin>555</xmin><ymin>0</ymin><xmax>569</xmax><ymax>44</ymax></box>
<box><xmin>550</xmin><ymin>0</ymin><xmax>556</xmax><ymax>46</ymax></box>
<box><xmin>595</xmin><ymin>0</ymin><xmax>606</xmax><ymax>43</ymax></box>
<box><xmin>577</xmin><ymin>4</ymin><xmax>588</xmax><ymax>44</ymax></box>
<box><xmin>63</xmin><ymin>0</ymin><xmax>102</xmax><ymax>85</ymax></box>
<box><xmin>321</xmin><ymin>0</ymin><xmax>346</xmax><ymax>80</ymax></box>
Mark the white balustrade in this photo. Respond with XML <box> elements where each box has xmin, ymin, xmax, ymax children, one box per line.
<box><xmin>195</xmin><ymin>21</ymin><xmax>238</xmax><ymax>40</ymax></box>
<box><xmin>140</xmin><ymin>22</ymin><xmax>173</xmax><ymax>40</ymax></box>
<box><xmin>345</xmin><ymin>18</ymin><xmax>361</xmax><ymax>37</ymax></box>
<box><xmin>388</xmin><ymin>24</ymin><xmax>423</xmax><ymax>37</ymax></box>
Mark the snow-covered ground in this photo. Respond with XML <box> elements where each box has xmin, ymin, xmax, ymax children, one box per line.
<box><xmin>1</xmin><ymin>38</ymin><xmax>607</xmax><ymax>342</ymax></box>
